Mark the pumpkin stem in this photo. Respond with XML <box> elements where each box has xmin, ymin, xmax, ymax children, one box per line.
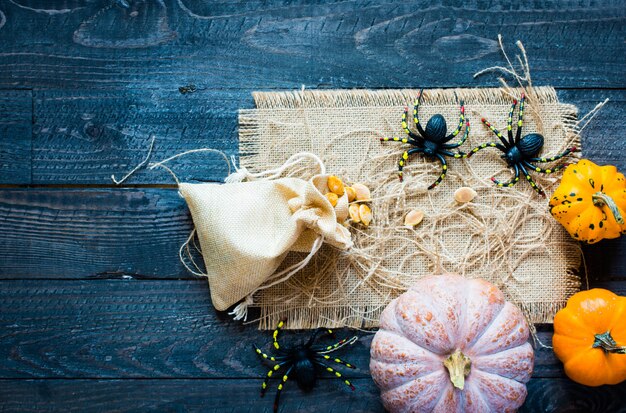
<box><xmin>593</xmin><ymin>331</ymin><xmax>626</xmax><ymax>354</ymax></box>
<box><xmin>592</xmin><ymin>192</ymin><xmax>624</xmax><ymax>225</ymax></box>
<box><xmin>443</xmin><ymin>350</ymin><xmax>472</xmax><ymax>390</ymax></box>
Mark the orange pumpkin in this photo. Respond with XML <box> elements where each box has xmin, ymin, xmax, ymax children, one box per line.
<box><xmin>549</xmin><ymin>159</ymin><xmax>626</xmax><ymax>243</ymax></box>
<box><xmin>553</xmin><ymin>288</ymin><xmax>626</xmax><ymax>386</ymax></box>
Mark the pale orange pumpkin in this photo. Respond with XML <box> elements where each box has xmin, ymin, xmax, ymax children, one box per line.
<box><xmin>553</xmin><ymin>288</ymin><xmax>626</xmax><ymax>386</ymax></box>
<box><xmin>370</xmin><ymin>274</ymin><xmax>534</xmax><ymax>412</ymax></box>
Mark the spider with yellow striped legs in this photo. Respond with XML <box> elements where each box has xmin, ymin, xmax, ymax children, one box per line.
<box><xmin>466</xmin><ymin>93</ymin><xmax>578</xmax><ymax>197</ymax></box>
<box><xmin>253</xmin><ymin>320</ymin><xmax>358</xmax><ymax>412</ymax></box>
<box><xmin>380</xmin><ymin>89</ymin><xmax>469</xmax><ymax>188</ymax></box>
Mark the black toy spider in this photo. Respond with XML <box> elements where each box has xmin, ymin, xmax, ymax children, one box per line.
<box><xmin>466</xmin><ymin>93</ymin><xmax>578</xmax><ymax>197</ymax></box>
<box><xmin>380</xmin><ymin>89</ymin><xmax>469</xmax><ymax>188</ymax></box>
<box><xmin>253</xmin><ymin>320</ymin><xmax>358</xmax><ymax>412</ymax></box>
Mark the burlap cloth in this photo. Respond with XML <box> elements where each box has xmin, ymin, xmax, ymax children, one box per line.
<box><xmin>238</xmin><ymin>87</ymin><xmax>581</xmax><ymax>329</ymax></box>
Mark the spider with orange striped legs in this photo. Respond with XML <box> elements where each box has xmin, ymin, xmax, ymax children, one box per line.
<box><xmin>380</xmin><ymin>89</ymin><xmax>469</xmax><ymax>188</ymax></box>
<box><xmin>253</xmin><ymin>320</ymin><xmax>358</xmax><ymax>412</ymax></box>
<box><xmin>466</xmin><ymin>93</ymin><xmax>578</xmax><ymax>197</ymax></box>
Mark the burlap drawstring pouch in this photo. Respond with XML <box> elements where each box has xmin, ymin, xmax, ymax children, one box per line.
<box><xmin>177</xmin><ymin>153</ymin><xmax>353</xmax><ymax>317</ymax></box>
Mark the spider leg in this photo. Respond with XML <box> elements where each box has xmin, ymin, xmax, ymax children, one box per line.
<box><xmin>507</xmin><ymin>99</ymin><xmax>518</xmax><ymax>146</ymax></box>
<box><xmin>272</xmin><ymin>365</ymin><xmax>294</xmax><ymax>413</ymax></box>
<box><xmin>443</xmin><ymin>100</ymin><xmax>468</xmax><ymax>141</ymax></box>
<box><xmin>380</xmin><ymin>136</ymin><xmax>422</xmax><ymax>146</ymax></box>
<box><xmin>397</xmin><ymin>148</ymin><xmax>424</xmax><ymax>182</ymax></box>
<box><xmin>438</xmin><ymin>149</ymin><xmax>465</xmax><ymax>159</ymax></box>
<box><xmin>317</xmin><ymin>361</ymin><xmax>355</xmax><ymax>391</ymax></box>
<box><xmin>445</xmin><ymin>101</ymin><xmax>466</xmax><ymax>139</ymax></box>
<box><xmin>316</xmin><ymin>353</ymin><xmax>357</xmax><ymax>369</ymax></box>
<box><xmin>528</xmin><ymin>146</ymin><xmax>578</xmax><ymax>163</ymax></box>
<box><xmin>491</xmin><ymin>163</ymin><xmax>521</xmax><ymax>187</ymax></box>
<box><xmin>411</xmin><ymin>90</ymin><xmax>428</xmax><ymax>137</ymax></box>
<box><xmin>464</xmin><ymin>142</ymin><xmax>507</xmax><ymax>158</ymax></box>
<box><xmin>515</xmin><ymin>93</ymin><xmax>525</xmax><ymax>144</ymax></box>
<box><xmin>523</xmin><ymin>160</ymin><xmax>569</xmax><ymax>175</ymax></box>
<box><xmin>253</xmin><ymin>344</ymin><xmax>287</xmax><ymax>363</ymax></box>
<box><xmin>261</xmin><ymin>362</ymin><xmax>289</xmax><ymax>397</ymax></box>
<box><xmin>442</xmin><ymin>116</ymin><xmax>470</xmax><ymax>149</ymax></box>
<box><xmin>519</xmin><ymin>163</ymin><xmax>546</xmax><ymax>197</ymax></box>
<box><xmin>313</xmin><ymin>335</ymin><xmax>359</xmax><ymax>354</ymax></box>
<box><xmin>400</xmin><ymin>107</ymin><xmax>425</xmax><ymax>142</ymax></box>
<box><xmin>304</xmin><ymin>327</ymin><xmax>336</xmax><ymax>348</ymax></box>
<box><xmin>272</xmin><ymin>319</ymin><xmax>285</xmax><ymax>350</ymax></box>
<box><xmin>482</xmin><ymin>117</ymin><xmax>510</xmax><ymax>148</ymax></box>
<box><xmin>428</xmin><ymin>153</ymin><xmax>448</xmax><ymax>190</ymax></box>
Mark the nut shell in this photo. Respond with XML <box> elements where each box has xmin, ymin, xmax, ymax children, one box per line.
<box><xmin>352</xmin><ymin>183</ymin><xmax>371</xmax><ymax>202</ymax></box>
<box><xmin>325</xmin><ymin>192</ymin><xmax>339</xmax><ymax>207</ymax></box>
<box><xmin>327</xmin><ymin>176</ymin><xmax>345</xmax><ymax>196</ymax></box>
<box><xmin>349</xmin><ymin>204</ymin><xmax>361</xmax><ymax>223</ymax></box>
<box><xmin>359</xmin><ymin>204</ymin><xmax>373</xmax><ymax>226</ymax></box>
<box><xmin>404</xmin><ymin>210</ymin><xmax>424</xmax><ymax>228</ymax></box>
<box><xmin>345</xmin><ymin>186</ymin><xmax>357</xmax><ymax>202</ymax></box>
<box><xmin>454</xmin><ymin>187</ymin><xmax>477</xmax><ymax>203</ymax></box>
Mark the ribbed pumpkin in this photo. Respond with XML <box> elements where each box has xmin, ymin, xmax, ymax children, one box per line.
<box><xmin>549</xmin><ymin>159</ymin><xmax>626</xmax><ymax>243</ymax></box>
<box><xmin>370</xmin><ymin>274</ymin><xmax>534</xmax><ymax>413</ymax></box>
<box><xmin>553</xmin><ymin>288</ymin><xmax>626</xmax><ymax>386</ymax></box>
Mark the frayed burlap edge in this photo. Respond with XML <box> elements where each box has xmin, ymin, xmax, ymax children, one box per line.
<box><xmin>256</xmin><ymin>299</ymin><xmax>582</xmax><ymax>331</ymax></box>
<box><xmin>240</xmin><ymin>87</ymin><xmax>579</xmax><ymax>164</ymax></box>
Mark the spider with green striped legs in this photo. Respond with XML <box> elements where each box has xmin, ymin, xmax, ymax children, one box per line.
<box><xmin>380</xmin><ymin>89</ymin><xmax>469</xmax><ymax>188</ymax></box>
<box><xmin>253</xmin><ymin>320</ymin><xmax>358</xmax><ymax>412</ymax></box>
<box><xmin>466</xmin><ymin>93</ymin><xmax>578</xmax><ymax>197</ymax></box>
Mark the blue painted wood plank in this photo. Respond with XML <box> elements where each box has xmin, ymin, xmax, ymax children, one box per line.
<box><xmin>31</xmin><ymin>89</ymin><xmax>239</xmax><ymax>184</ymax></box>
<box><xmin>0</xmin><ymin>90</ymin><xmax>31</xmax><ymax>183</ymax></box>
<box><xmin>1</xmin><ymin>378</ymin><xmax>624</xmax><ymax>413</ymax></box>
<box><xmin>1</xmin><ymin>378</ymin><xmax>384</xmax><ymax>413</ymax></box>
<box><xmin>0</xmin><ymin>188</ymin><xmax>192</xmax><ymax>279</ymax></box>
<box><xmin>0</xmin><ymin>1</ymin><xmax>623</xmax><ymax>90</ymax></box>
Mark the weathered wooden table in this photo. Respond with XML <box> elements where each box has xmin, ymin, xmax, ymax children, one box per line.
<box><xmin>0</xmin><ymin>1</ymin><xmax>624</xmax><ymax>411</ymax></box>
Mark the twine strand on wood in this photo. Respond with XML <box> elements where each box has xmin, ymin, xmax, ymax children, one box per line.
<box><xmin>111</xmin><ymin>135</ymin><xmax>156</xmax><ymax>185</ymax></box>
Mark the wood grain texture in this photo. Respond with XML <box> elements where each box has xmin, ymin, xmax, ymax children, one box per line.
<box><xmin>0</xmin><ymin>188</ymin><xmax>192</xmax><ymax>278</ymax></box>
<box><xmin>560</xmin><ymin>89</ymin><xmax>626</xmax><ymax>170</ymax></box>
<box><xmin>1</xmin><ymin>187</ymin><xmax>624</xmax><ymax>280</ymax></box>
<box><xmin>583</xmin><ymin>237</ymin><xmax>626</xmax><ymax>282</ymax></box>
<box><xmin>1</xmin><ymin>280</ymin><xmax>625</xmax><ymax>380</ymax></box>
<box><xmin>22</xmin><ymin>89</ymin><xmax>626</xmax><ymax>184</ymax></box>
<box><xmin>0</xmin><ymin>1</ymin><xmax>624</xmax><ymax>90</ymax></box>
<box><xmin>0</xmin><ymin>378</ymin><xmax>383</xmax><ymax>413</ymax></box>
<box><xmin>31</xmin><ymin>89</ymin><xmax>239</xmax><ymax>184</ymax></box>
<box><xmin>0</xmin><ymin>279</ymin><xmax>369</xmax><ymax>379</ymax></box>
<box><xmin>521</xmin><ymin>379</ymin><xmax>626</xmax><ymax>413</ymax></box>
<box><xmin>0</xmin><ymin>379</ymin><xmax>624</xmax><ymax>413</ymax></box>
<box><xmin>0</xmin><ymin>90</ymin><xmax>31</xmax><ymax>184</ymax></box>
